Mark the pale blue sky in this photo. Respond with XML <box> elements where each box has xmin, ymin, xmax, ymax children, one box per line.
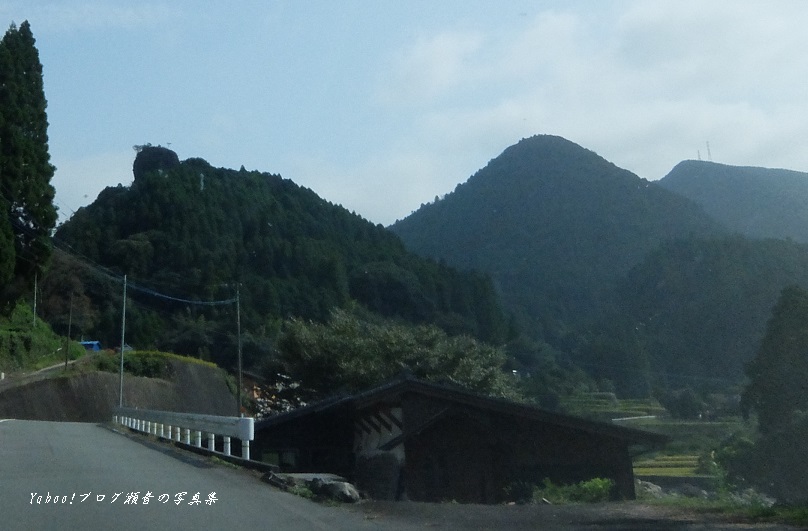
<box><xmin>4</xmin><ymin>1</ymin><xmax>808</xmax><ymax>225</ymax></box>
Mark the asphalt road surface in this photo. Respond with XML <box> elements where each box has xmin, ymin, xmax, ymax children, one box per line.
<box><xmin>0</xmin><ymin>419</ymin><xmax>414</xmax><ymax>531</ymax></box>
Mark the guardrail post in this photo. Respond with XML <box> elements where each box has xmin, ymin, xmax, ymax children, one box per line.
<box><xmin>194</xmin><ymin>430</ymin><xmax>202</xmax><ymax>448</ymax></box>
<box><xmin>242</xmin><ymin>439</ymin><xmax>250</xmax><ymax>461</ymax></box>
<box><xmin>223</xmin><ymin>436</ymin><xmax>231</xmax><ymax>456</ymax></box>
<box><xmin>207</xmin><ymin>433</ymin><xmax>215</xmax><ymax>451</ymax></box>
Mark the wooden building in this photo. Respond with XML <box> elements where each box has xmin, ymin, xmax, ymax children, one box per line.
<box><xmin>253</xmin><ymin>373</ymin><xmax>667</xmax><ymax>503</ymax></box>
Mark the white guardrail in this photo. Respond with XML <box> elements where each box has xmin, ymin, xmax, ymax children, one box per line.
<box><xmin>113</xmin><ymin>407</ymin><xmax>255</xmax><ymax>461</ymax></box>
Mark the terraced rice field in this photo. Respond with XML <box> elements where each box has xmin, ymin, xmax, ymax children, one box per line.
<box><xmin>633</xmin><ymin>454</ymin><xmax>700</xmax><ymax>477</ymax></box>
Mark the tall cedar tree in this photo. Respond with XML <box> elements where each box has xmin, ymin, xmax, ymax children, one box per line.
<box><xmin>741</xmin><ymin>285</ymin><xmax>808</xmax><ymax>433</ymax></box>
<box><xmin>0</xmin><ymin>21</ymin><xmax>56</xmax><ymax>308</ymax></box>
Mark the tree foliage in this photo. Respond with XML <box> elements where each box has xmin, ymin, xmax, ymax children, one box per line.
<box><xmin>722</xmin><ymin>286</ymin><xmax>808</xmax><ymax>504</ymax></box>
<box><xmin>0</xmin><ymin>21</ymin><xmax>56</xmax><ymax>309</ymax></box>
<box><xmin>619</xmin><ymin>236</ymin><xmax>808</xmax><ymax>388</ymax></box>
<box><xmin>276</xmin><ymin>307</ymin><xmax>519</xmax><ymax>399</ymax></box>
<box><xmin>49</xmin><ymin>148</ymin><xmax>509</xmax><ymax>370</ymax></box>
<box><xmin>741</xmin><ymin>285</ymin><xmax>808</xmax><ymax>434</ymax></box>
<box><xmin>660</xmin><ymin>160</ymin><xmax>808</xmax><ymax>243</ymax></box>
<box><xmin>391</xmin><ymin>135</ymin><xmax>723</xmax><ymax>337</ymax></box>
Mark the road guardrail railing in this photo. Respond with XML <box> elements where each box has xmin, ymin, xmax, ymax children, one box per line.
<box><xmin>113</xmin><ymin>407</ymin><xmax>254</xmax><ymax>460</ymax></box>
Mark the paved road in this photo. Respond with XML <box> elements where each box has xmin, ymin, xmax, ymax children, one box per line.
<box><xmin>0</xmin><ymin>419</ymin><xmax>413</xmax><ymax>531</ymax></box>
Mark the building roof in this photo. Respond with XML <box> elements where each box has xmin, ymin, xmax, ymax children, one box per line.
<box><xmin>255</xmin><ymin>372</ymin><xmax>669</xmax><ymax>448</ymax></box>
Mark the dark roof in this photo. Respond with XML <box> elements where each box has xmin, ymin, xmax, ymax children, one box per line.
<box><xmin>256</xmin><ymin>373</ymin><xmax>669</xmax><ymax>447</ymax></box>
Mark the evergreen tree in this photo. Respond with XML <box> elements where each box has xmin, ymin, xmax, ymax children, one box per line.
<box><xmin>0</xmin><ymin>21</ymin><xmax>56</xmax><ymax>308</ymax></box>
<box><xmin>741</xmin><ymin>285</ymin><xmax>808</xmax><ymax>433</ymax></box>
<box><xmin>731</xmin><ymin>285</ymin><xmax>808</xmax><ymax>503</ymax></box>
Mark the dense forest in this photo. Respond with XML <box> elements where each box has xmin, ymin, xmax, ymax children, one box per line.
<box><xmin>392</xmin><ymin>135</ymin><xmax>808</xmax><ymax>397</ymax></box>
<box><xmin>660</xmin><ymin>160</ymin><xmax>808</xmax><ymax>243</ymax></box>
<box><xmin>391</xmin><ymin>135</ymin><xmax>724</xmax><ymax>333</ymax></box>
<box><xmin>618</xmin><ymin>236</ymin><xmax>808</xmax><ymax>386</ymax></box>
<box><xmin>46</xmin><ymin>145</ymin><xmax>510</xmax><ymax>377</ymax></box>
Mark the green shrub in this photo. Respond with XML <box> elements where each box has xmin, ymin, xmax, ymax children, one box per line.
<box><xmin>124</xmin><ymin>352</ymin><xmax>167</xmax><ymax>378</ymax></box>
<box><xmin>93</xmin><ymin>350</ymin><xmax>176</xmax><ymax>379</ymax></box>
<box><xmin>288</xmin><ymin>484</ymin><xmax>315</xmax><ymax>500</ymax></box>
<box><xmin>93</xmin><ymin>352</ymin><xmax>119</xmax><ymax>373</ymax></box>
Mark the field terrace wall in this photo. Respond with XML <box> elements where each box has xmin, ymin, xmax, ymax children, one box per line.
<box><xmin>254</xmin><ymin>373</ymin><xmax>668</xmax><ymax>503</ymax></box>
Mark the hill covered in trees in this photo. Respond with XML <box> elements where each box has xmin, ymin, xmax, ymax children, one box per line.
<box><xmin>391</xmin><ymin>135</ymin><xmax>724</xmax><ymax>335</ymax></box>
<box><xmin>618</xmin><ymin>236</ymin><xmax>808</xmax><ymax>385</ymax></box>
<box><xmin>659</xmin><ymin>160</ymin><xmax>808</xmax><ymax>243</ymax></box>
<box><xmin>46</xmin><ymin>146</ymin><xmax>509</xmax><ymax>373</ymax></box>
<box><xmin>391</xmin><ymin>135</ymin><xmax>808</xmax><ymax>396</ymax></box>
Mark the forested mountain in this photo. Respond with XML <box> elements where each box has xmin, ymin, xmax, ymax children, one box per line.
<box><xmin>659</xmin><ymin>160</ymin><xmax>808</xmax><ymax>243</ymax></box>
<box><xmin>46</xmin><ymin>146</ymin><xmax>509</xmax><ymax>370</ymax></box>
<box><xmin>618</xmin><ymin>236</ymin><xmax>808</xmax><ymax>386</ymax></box>
<box><xmin>391</xmin><ymin>135</ymin><xmax>808</xmax><ymax>396</ymax></box>
<box><xmin>391</xmin><ymin>135</ymin><xmax>724</xmax><ymax>335</ymax></box>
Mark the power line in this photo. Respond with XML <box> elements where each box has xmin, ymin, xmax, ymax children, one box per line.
<box><xmin>50</xmin><ymin>241</ymin><xmax>237</xmax><ymax>307</ymax></box>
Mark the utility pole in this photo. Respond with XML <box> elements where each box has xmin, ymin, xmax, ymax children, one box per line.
<box><xmin>119</xmin><ymin>275</ymin><xmax>127</xmax><ymax>408</ymax></box>
<box><xmin>64</xmin><ymin>292</ymin><xmax>73</xmax><ymax>370</ymax></box>
<box><xmin>236</xmin><ymin>285</ymin><xmax>243</xmax><ymax>417</ymax></box>
<box><xmin>32</xmin><ymin>272</ymin><xmax>37</xmax><ymax>328</ymax></box>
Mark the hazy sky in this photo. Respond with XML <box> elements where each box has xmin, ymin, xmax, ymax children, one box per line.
<box><xmin>4</xmin><ymin>1</ymin><xmax>808</xmax><ymax>226</ymax></box>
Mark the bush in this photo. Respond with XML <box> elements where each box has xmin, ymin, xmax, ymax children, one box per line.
<box><xmin>124</xmin><ymin>351</ymin><xmax>168</xmax><ymax>378</ymax></box>
<box><xmin>92</xmin><ymin>350</ymin><xmax>174</xmax><ymax>379</ymax></box>
<box><xmin>93</xmin><ymin>352</ymin><xmax>120</xmax><ymax>373</ymax></box>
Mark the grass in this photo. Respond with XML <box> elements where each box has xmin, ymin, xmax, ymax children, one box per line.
<box><xmin>287</xmin><ymin>484</ymin><xmax>316</xmax><ymax>500</ymax></box>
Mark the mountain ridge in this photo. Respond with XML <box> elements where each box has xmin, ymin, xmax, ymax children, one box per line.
<box><xmin>659</xmin><ymin>159</ymin><xmax>808</xmax><ymax>243</ymax></box>
<box><xmin>391</xmin><ymin>134</ymin><xmax>724</xmax><ymax>328</ymax></box>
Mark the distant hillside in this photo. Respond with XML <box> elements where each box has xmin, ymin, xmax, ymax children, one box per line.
<box><xmin>391</xmin><ymin>135</ymin><xmax>724</xmax><ymax>335</ymax></box>
<box><xmin>619</xmin><ymin>236</ymin><xmax>808</xmax><ymax>385</ymax></box>
<box><xmin>659</xmin><ymin>160</ymin><xmax>808</xmax><ymax>243</ymax></box>
<box><xmin>47</xmin><ymin>146</ymin><xmax>508</xmax><ymax>371</ymax></box>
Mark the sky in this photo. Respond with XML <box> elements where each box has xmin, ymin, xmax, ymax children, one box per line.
<box><xmin>3</xmin><ymin>1</ymin><xmax>808</xmax><ymax>226</ymax></box>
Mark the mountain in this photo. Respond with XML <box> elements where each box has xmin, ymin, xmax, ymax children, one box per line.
<box><xmin>47</xmin><ymin>146</ymin><xmax>509</xmax><ymax>369</ymax></box>
<box><xmin>391</xmin><ymin>135</ymin><xmax>724</xmax><ymax>335</ymax></box>
<box><xmin>659</xmin><ymin>160</ymin><xmax>808</xmax><ymax>243</ymax></box>
<box><xmin>618</xmin><ymin>236</ymin><xmax>808</xmax><ymax>384</ymax></box>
